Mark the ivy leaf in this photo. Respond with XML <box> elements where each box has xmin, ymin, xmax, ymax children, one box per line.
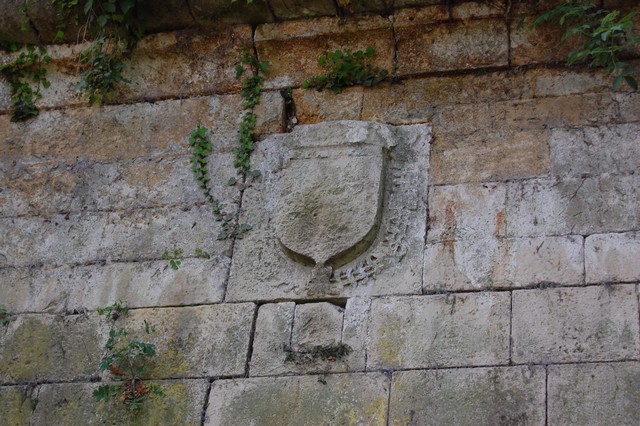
<box><xmin>227</xmin><ymin>177</ymin><xmax>237</xmax><ymax>186</ymax></box>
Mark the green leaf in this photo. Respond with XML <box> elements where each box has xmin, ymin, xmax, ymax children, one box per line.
<box><xmin>613</xmin><ymin>73</ymin><xmax>623</xmax><ymax>90</ymax></box>
<box><xmin>227</xmin><ymin>177</ymin><xmax>237</xmax><ymax>186</ymax></box>
<box><xmin>217</xmin><ymin>230</ymin><xmax>228</xmax><ymax>240</ymax></box>
<box><xmin>624</xmin><ymin>76</ymin><xmax>638</xmax><ymax>90</ymax></box>
<box><xmin>97</xmin><ymin>14</ymin><xmax>109</xmax><ymax>27</ymax></box>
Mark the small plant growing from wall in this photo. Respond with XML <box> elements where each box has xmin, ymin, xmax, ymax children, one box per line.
<box><xmin>529</xmin><ymin>0</ymin><xmax>640</xmax><ymax>89</ymax></box>
<box><xmin>0</xmin><ymin>46</ymin><xmax>52</xmax><ymax>122</ymax></box>
<box><xmin>0</xmin><ymin>305</ymin><xmax>13</xmax><ymax>326</ymax></box>
<box><xmin>52</xmin><ymin>0</ymin><xmax>147</xmax><ymax>104</ymax></box>
<box><xmin>93</xmin><ymin>301</ymin><xmax>163</xmax><ymax>410</ymax></box>
<box><xmin>302</xmin><ymin>47</ymin><xmax>396</xmax><ymax>93</ymax></box>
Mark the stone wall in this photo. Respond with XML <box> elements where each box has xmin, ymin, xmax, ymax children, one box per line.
<box><xmin>1</xmin><ymin>1</ymin><xmax>640</xmax><ymax>424</ymax></box>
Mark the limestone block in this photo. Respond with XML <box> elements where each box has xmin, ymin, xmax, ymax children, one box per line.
<box><xmin>367</xmin><ymin>293</ymin><xmax>510</xmax><ymax>369</ymax></box>
<box><xmin>0</xmin><ymin>153</ymin><xmax>237</xmax><ymax>217</ymax></box>
<box><xmin>512</xmin><ymin>285</ymin><xmax>640</xmax><ymax>364</ymax></box>
<box><xmin>226</xmin><ymin>121</ymin><xmax>430</xmax><ymax>301</ymax></box>
<box><xmin>0</xmin><ymin>93</ymin><xmax>283</xmax><ymax>165</ymax></box>
<box><xmin>0</xmin><ymin>205</ymin><xmax>231</xmax><ymax>268</ymax></box>
<box><xmin>255</xmin><ymin>15</ymin><xmax>394</xmax><ymax>89</ymax></box>
<box><xmin>0</xmin><ymin>385</ymin><xmax>34</xmax><ymax>425</ymax></box>
<box><xmin>427</xmin><ymin>183</ymin><xmax>507</xmax><ymax>243</ymax></box>
<box><xmin>291</xmin><ymin>303</ymin><xmax>343</xmax><ymax>351</ymax></box>
<box><xmin>389</xmin><ymin>366</ymin><xmax>546</xmax><ymax>425</ymax></box>
<box><xmin>292</xmin><ymin>86</ymin><xmax>363</xmax><ymax>124</ymax></box>
<box><xmin>507</xmin><ymin>176</ymin><xmax>639</xmax><ymax>237</ymax></box>
<box><xmin>123</xmin><ymin>304</ymin><xmax>255</xmax><ymax>378</ymax></box>
<box><xmin>395</xmin><ymin>13</ymin><xmax>508</xmax><ymax>75</ymax></box>
<box><xmin>249</xmin><ymin>299</ymin><xmax>369</xmax><ymax>376</ymax></box>
<box><xmin>450</xmin><ymin>1</ymin><xmax>506</xmax><ymax>20</ymax></box>
<box><xmin>429</xmin><ymin>127</ymin><xmax>550</xmax><ymax>185</ymax></box>
<box><xmin>585</xmin><ymin>232</ymin><xmax>640</xmax><ymax>283</ymax></box>
<box><xmin>31</xmin><ymin>379</ymin><xmax>208</xmax><ymax>425</ymax></box>
<box><xmin>0</xmin><ymin>313</ymin><xmax>102</xmax><ymax>384</ymax></box>
<box><xmin>424</xmin><ymin>237</ymin><xmax>505</xmax><ymax>291</ymax></box>
<box><xmin>0</xmin><ymin>257</ymin><xmax>229</xmax><ymax>314</ymax></box>
<box><xmin>550</xmin><ymin>123</ymin><xmax>640</xmax><ymax>177</ymax></box>
<box><xmin>269</xmin><ymin>0</ymin><xmax>337</xmax><ymax>20</ymax></box>
<box><xmin>548</xmin><ymin>362</ymin><xmax>640</xmax><ymax>426</ymax></box>
<box><xmin>423</xmin><ymin>235</ymin><xmax>583</xmax><ymax>291</ymax></box>
<box><xmin>205</xmin><ymin>373</ymin><xmax>389</xmax><ymax>425</ymax></box>
<box><xmin>190</xmin><ymin>0</ymin><xmax>273</xmax><ymax>25</ymax></box>
<box><xmin>505</xmin><ymin>236</ymin><xmax>584</xmax><ymax>286</ymax></box>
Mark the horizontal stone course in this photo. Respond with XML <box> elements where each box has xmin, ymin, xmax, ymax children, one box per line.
<box><xmin>31</xmin><ymin>379</ymin><xmax>208</xmax><ymax>425</ymax></box>
<box><xmin>389</xmin><ymin>366</ymin><xmax>546</xmax><ymax>425</ymax></box>
<box><xmin>512</xmin><ymin>285</ymin><xmax>640</xmax><ymax>364</ymax></box>
<box><xmin>205</xmin><ymin>373</ymin><xmax>389</xmax><ymax>425</ymax></box>
<box><xmin>0</xmin><ymin>153</ymin><xmax>238</xmax><ymax>218</ymax></box>
<box><xmin>0</xmin><ymin>92</ymin><xmax>283</xmax><ymax>165</ymax></box>
<box><xmin>548</xmin><ymin>362</ymin><xmax>640</xmax><ymax>426</ymax></box>
<box><xmin>367</xmin><ymin>293</ymin><xmax>510</xmax><ymax>369</ymax></box>
<box><xmin>0</xmin><ymin>257</ymin><xmax>230</xmax><ymax>314</ymax></box>
<box><xmin>0</xmin><ymin>205</ymin><xmax>231</xmax><ymax>268</ymax></box>
<box><xmin>423</xmin><ymin>235</ymin><xmax>584</xmax><ymax>291</ymax></box>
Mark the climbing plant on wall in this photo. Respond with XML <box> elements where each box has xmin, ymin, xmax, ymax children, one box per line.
<box><xmin>527</xmin><ymin>0</ymin><xmax>640</xmax><ymax>89</ymax></box>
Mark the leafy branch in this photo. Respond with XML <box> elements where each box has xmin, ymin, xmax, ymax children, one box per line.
<box><xmin>532</xmin><ymin>0</ymin><xmax>640</xmax><ymax>89</ymax></box>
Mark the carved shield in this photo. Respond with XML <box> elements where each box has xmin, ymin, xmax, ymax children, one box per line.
<box><xmin>275</xmin><ymin>141</ymin><xmax>385</xmax><ymax>268</ymax></box>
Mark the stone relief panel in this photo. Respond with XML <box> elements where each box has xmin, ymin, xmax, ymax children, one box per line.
<box><xmin>226</xmin><ymin>120</ymin><xmax>431</xmax><ymax>301</ymax></box>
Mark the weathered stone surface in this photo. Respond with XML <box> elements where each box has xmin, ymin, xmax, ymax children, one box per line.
<box><xmin>0</xmin><ymin>257</ymin><xmax>229</xmax><ymax>314</ymax></box>
<box><xmin>292</xmin><ymin>86</ymin><xmax>363</xmax><ymax>124</ymax></box>
<box><xmin>367</xmin><ymin>293</ymin><xmax>510</xmax><ymax>369</ymax></box>
<box><xmin>451</xmin><ymin>0</ymin><xmax>506</xmax><ymax>20</ymax></box>
<box><xmin>395</xmin><ymin>14</ymin><xmax>508</xmax><ymax>75</ymax></box>
<box><xmin>585</xmin><ymin>232</ymin><xmax>640</xmax><ymax>283</ymax></box>
<box><xmin>389</xmin><ymin>366</ymin><xmax>546</xmax><ymax>425</ymax></box>
<box><xmin>0</xmin><ymin>153</ymin><xmax>237</xmax><ymax>217</ymax></box>
<box><xmin>511</xmin><ymin>16</ymin><xmax>575</xmax><ymax>66</ymax></box>
<box><xmin>429</xmin><ymin>128</ymin><xmax>551</xmax><ymax>185</ymax></box>
<box><xmin>496</xmin><ymin>93</ymin><xmax>620</xmax><ymax>129</ymax></box>
<box><xmin>269</xmin><ymin>0</ymin><xmax>337</xmax><ymax>20</ymax></box>
<box><xmin>427</xmin><ymin>183</ymin><xmax>507</xmax><ymax>243</ymax></box>
<box><xmin>0</xmin><ymin>93</ymin><xmax>283</xmax><ymax>164</ymax></box>
<box><xmin>533</xmin><ymin>67</ymin><xmax>619</xmax><ymax>97</ymax></box>
<box><xmin>255</xmin><ymin>15</ymin><xmax>394</xmax><ymax>89</ymax></box>
<box><xmin>205</xmin><ymin>373</ymin><xmax>389</xmax><ymax>425</ymax></box>
<box><xmin>227</xmin><ymin>121</ymin><xmax>430</xmax><ymax>301</ymax></box>
<box><xmin>617</xmin><ymin>92</ymin><xmax>640</xmax><ymax>122</ymax></box>
<box><xmin>125</xmin><ymin>304</ymin><xmax>255</xmax><ymax>378</ymax></box>
<box><xmin>0</xmin><ymin>205</ymin><xmax>231</xmax><ymax>268</ymax></box>
<box><xmin>0</xmin><ymin>385</ymin><xmax>35</xmax><ymax>425</ymax></box>
<box><xmin>506</xmin><ymin>176</ymin><xmax>639</xmax><ymax>237</ymax></box>
<box><xmin>249</xmin><ymin>300</ymin><xmax>368</xmax><ymax>376</ymax></box>
<box><xmin>291</xmin><ymin>302</ymin><xmax>343</xmax><ymax>351</ymax></box>
<box><xmin>361</xmin><ymin>70</ymin><xmax>533</xmax><ymax>120</ymax></box>
<box><xmin>548</xmin><ymin>362</ymin><xmax>640</xmax><ymax>426</ymax></box>
<box><xmin>550</xmin><ymin>123</ymin><xmax>640</xmax><ymax>177</ymax></box>
<box><xmin>423</xmin><ymin>235</ymin><xmax>584</xmax><ymax>291</ymax></box>
<box><xmin>31</xmin><ymin>379</ymin><xmax>208</xmax><ymax>425</ymax></box>
<box><xmin>512</xmin><ymin>285</ymin><xmax>640</xmax><ymax>364</ymax></box>
<box><xmin>190</xmin><ymin>0</ymin><xmax>273</xmax><ymax>25</ymax></box>
<box><xmin>0</xmin><ymin>313</ymin><xmax>102</xmax><ymax>384</ymax></box>
<box><xmin>504</xmin><ymin>236</ymin><xmax>584</xmax><ymax>286</ymax></box>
